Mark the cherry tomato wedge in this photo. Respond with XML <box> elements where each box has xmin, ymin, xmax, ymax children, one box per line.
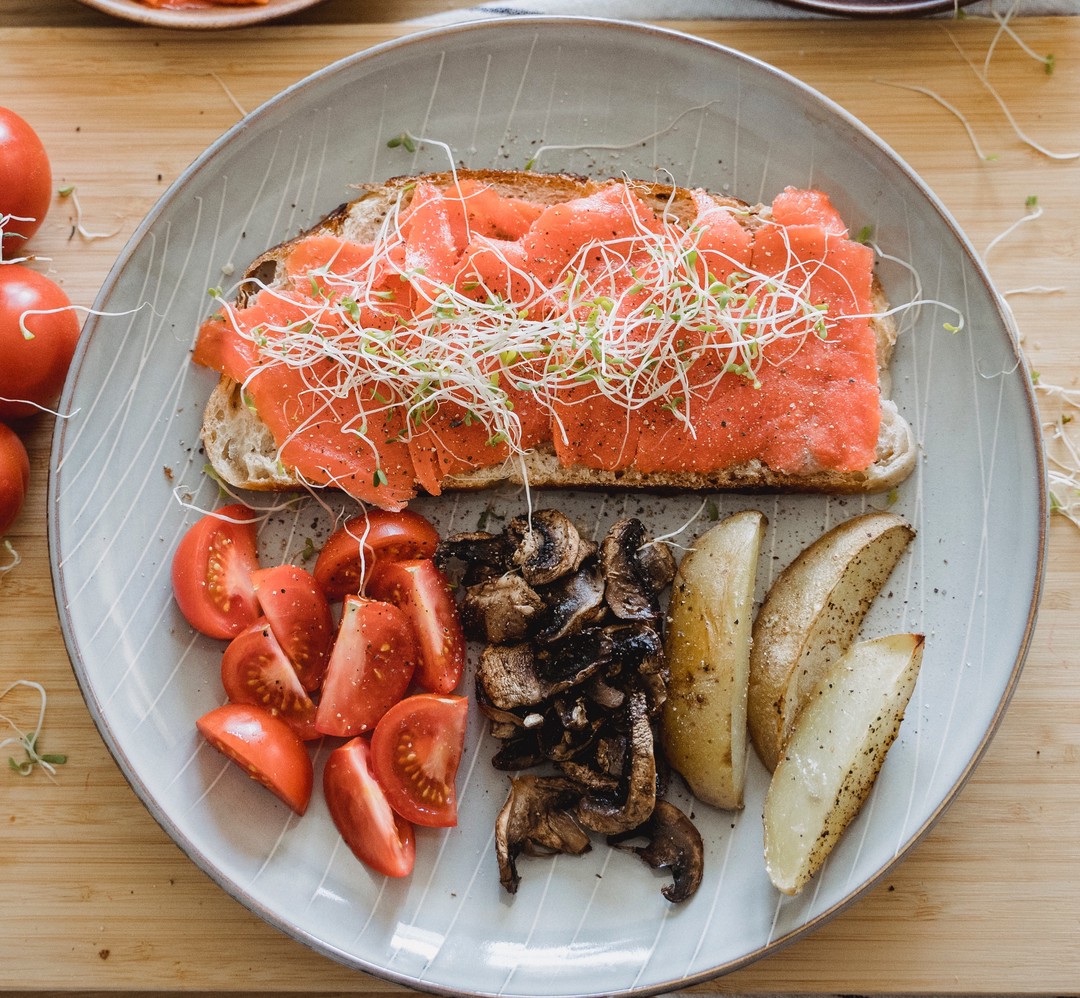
<box><xmin>324</xmin><ymin>736</ymin><xmax>416</xmax><ymax>878</ymax></box>
<box><xmin>196</xmin><ymin>703</ymin><xmax>313</xmax><ymax>816</ymax></box>
<box><xmin>0</xmin><ymin>422</ymin><xmax>30</xmax><ymax>536</ymax></box>
<box><xmin>366</xmin><ymin>558</ymin><xmax>466</xmax><ymax>694</ymax></box>
<box><xmin>251</xmin><ymin>564</ymin><xmax>334</xmax><ymax>691</ymax></box>
<box><xmin>313</xmin><ymin>509</ymin><xmax>439</xmax><ymax>601</ymax></box>
<box><xmin>220</xmin><ymin>620</ymin><xmax>319</xmax><ymax>741</ymax></box>
<box><xmin>371</xmin><ymin>693</ymin><xmax>468</xmax><ymax>828</ymax></box>
<box><xmin>171</xmin><ymin>504</ymin><xmax>261</xmax><ymax>639</ymax></box>
<box><xmin>315</xmin><ymin>596</ymin><xmax>418</xmax><ymax>737</ymax></box>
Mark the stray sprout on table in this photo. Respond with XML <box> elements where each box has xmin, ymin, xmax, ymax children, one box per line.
<box><xmin>946</xmin><ymin>30</ymin><xmax>1079</xmax><ymax>162</ymax></box>
<box><xmin>59</xmin><ymin>185</ymin><xmax>122</xmax><ymax>242</ymax></box>
<box><xmin>985</xmin><ymin>1</ymin><xmax>1055</xmax><ymax>76</ymax></box>
<box><xmin>878</xmin><ymin>7</ymin><xmax>1075</xmax><ymax>165</ymax></box>
<box><xmin>209</xmin><ymin>71</ymin><xmax>248</xmax><ymax>117</ymax></box>
<box><xmin>0</xmin><ymin>538</ymin><xmax>19</xmax><ymax>580</ymax></box>
<box><xmin>899</xmin><ymin>7</ymin><xmax>1080</xmax><ymax>533</ymax></box>
<box><xmin>873</xmin><ymin>79</ymin><xmax>998</xmax><ymax>162</ymax></box>
<box><xmin>0</xmin><ymin>680</ymin><xmax>67</xmax><ymax>781</ymax></box>
<box><xmin>983</xmin><ymin>197</ymin><xmax>1043</xmax><ymax>259</ymax></box>
<box><xmin>1035</xmin><ymin>377</ymin><xmax>1080</xmax><ymax>531</ymax></box>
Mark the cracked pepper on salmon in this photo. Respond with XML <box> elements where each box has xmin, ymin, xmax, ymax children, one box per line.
<box><xmin>192</xmin><ymin>174</ymin><xmax>881</xmax><ymax>510</ymax></box>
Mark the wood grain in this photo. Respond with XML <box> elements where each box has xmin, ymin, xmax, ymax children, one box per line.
<box><xmin>0</xmin><ymin>15</ymin><xmax>1078</xmax><ymax>996</ymax></box>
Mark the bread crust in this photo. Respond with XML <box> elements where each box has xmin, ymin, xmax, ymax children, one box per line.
<box><xmin>201</xmin><ymin>170</ymin><xmax>916</xmax><ymax>499</ymax></box>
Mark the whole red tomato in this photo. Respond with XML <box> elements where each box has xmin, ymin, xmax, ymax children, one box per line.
<box><xmin>0</xmin><ymin>422</ymin><xmax>30</xmax><ymax>536</ymax></box>
<box><xmin>0</xmin><ymin>107</ymin><xmax>52</xmax><ymax>258</ymax></box>
<box><xmin>0</xmin><ymin>265</ymin><xmax>81</xmax><ymax>422</ymax></box>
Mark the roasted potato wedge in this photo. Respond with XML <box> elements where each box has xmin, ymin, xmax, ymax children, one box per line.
<box><xmin>662</xmin><ymin>509</ymin><xmax>766</xmax><ymax>810</ymax></box>
<box><xmin>763</xmin><ymin>632</ymin><xmax>924</xmax><ymax>895</ymax></box>
<box><xmin>747</xmin><ymin>511</ymin><xmax>914</xmax><ymax>772</ymax></box>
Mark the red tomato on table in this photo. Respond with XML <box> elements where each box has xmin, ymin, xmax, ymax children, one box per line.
<box><xmin>171</xmin><ymin>504</ymin><xmax>261</xmax><ymax>639</ymax></box>
<box><xmin>366</xmin><ymin>558</ymin><xmax>466</xmax><ymax>694</ymax></box>
<box><xmin>219</xmin><ymin>620</ymin><xmax>319</xmax><ymax>741</ymax></box>
<box><xmin>0</xmin><ymin>107</ymin><xmax>51</xmax><ymax>258</ymax></box>
<box><xmin>324</xmin><ymin>736</ymin><xmax>416</xmax><ymax>878</ymax></box>
<box><xmin>371</xmin><ymin>694</ymin><xmax>468</xmax><ymax>828</ymax></box>
<box><xmin>0</xmin><ymin>265</ymin><xmax>81</xmax><ymax>422</ymax></box>
<box><xmin>315</xmin><ymin>596</ymin><xmax>418</xmax><ymax>737</ymax></box>
<box><xmin>196</xmin><ymin>703</ymin><xmax>313</xmax><ymax>816</ymax></box>
<box><xmin>0</xmin><ymin>422</ymin><xmax>30</xmax><ymax>536</ymax></box>
<box><xmin>312</xmin><ymin>508</ymin><xmax>440</xmax><ymax>601</ymax></box>
<box><xmin>251</xmin><ymin>564</ymin><xmax>334</xmax><ymax>691</ymax></box>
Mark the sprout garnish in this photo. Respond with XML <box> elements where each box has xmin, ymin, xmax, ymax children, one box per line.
<box><xmin>216</xmin><ymin>180</ymin><xmax>892</xmax><ymax>473</ymax></box>
<box><xmin>1</xmin><ymin>680</ymin><xmax>66</xmax><ymax>780</ymax></box>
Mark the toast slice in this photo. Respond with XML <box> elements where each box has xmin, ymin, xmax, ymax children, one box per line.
<box><xmin>198</xmin><ymin>170</ymin><xmax>916</xmax><ymax>503</ymax></box>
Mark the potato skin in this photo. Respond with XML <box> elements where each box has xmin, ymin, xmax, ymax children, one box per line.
<box><xmin>747</xmin><ymin>511</ymin><xmax>915</xmax><ymax>772</ymax></box>
<box><xmin>662</xmin><ymin>510</ymin><xmax>766</xmax><ymax>810</ymax></box>
<box><xmin>763</xmin><ymin>632</ymin><xmax>924</xmax><ymax>894</ymax></box>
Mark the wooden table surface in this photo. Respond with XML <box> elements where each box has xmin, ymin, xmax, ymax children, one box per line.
<box><xmin>1</xmin><ymin>4</ymin><xmax>1078</xmax><ymax>997</ymax></box>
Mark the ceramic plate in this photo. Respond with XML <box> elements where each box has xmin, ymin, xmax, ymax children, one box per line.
<box><xmin>50</xmin><ymin>17</ymin><xmax>1045</xmax><ymax>998</ymax></box>
<box><xmin>779</xmin><ymin>0</ymin><xmax>979</xmax><ymax>15</ymax></box>
<box><xmin>76</xmin><ymin>0</ymin><xmax>324</xmax><ymax>30</ymax></box>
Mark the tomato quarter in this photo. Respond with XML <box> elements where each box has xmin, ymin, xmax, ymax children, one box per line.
<box><xmin>220</xmin><ymin>620</ymin><xmax>319</xmax><ymax>741</ymax></box>
<box><xmin>196</xmin><ymin>703</ymin><xmax>313</xmax><ymax>815</ymax></box>
<box><xmin>171</xmin><ymin>504</ymin><xmax>261</xmax><ymax>639</ymax></box>
<box><xmin>0</xmin><ymin>107</ymin><xmax>51</xmax><ymax>258</ymax></box>
<box><xmin>178</xmin><ymin>498</ymin><xmax>473</xmax><ymax>878</ymax></box>
<box><xmin>0</xmin><ymin>422</ymin><xmax>30</xmax><ymax>536</ymax></box>
<box><xmin>371</xmin><ymin>693</ymin><xmax>468</xmax><ymax>828</ymax></box>
<box><xmin>366</xmin><ymin>558</ymin><xmax>466</xmax><ymax>694</ymax></box>
<box><xmin>0</xmin><ymin>265</ymin><xmax>81</xmax><ymax>422</ymax></box>
<box><xmin>313</xmin><ymin>508</ymin><xmax>440</xmax><ymax>601</ymax></box>
<box><xmin>324</xmin><ymin>736</ymin><xmax>416</xmax><ymax>878</ymax></box>
<box><xmin>315</xmin><ymin>595</ymin><xmax>418</xmax><ymax>737</ymax></box>
<box><xmin>251</xmin><ymin>564</ymin><xmax>334</xmax><ymax>691</ymax></box>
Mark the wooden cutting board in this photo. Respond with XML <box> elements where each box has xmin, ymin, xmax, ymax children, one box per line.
<box><xmin>1</xmin><ymin>15</ymin><xmax>1078</xmax><ymax>996</ymax></box>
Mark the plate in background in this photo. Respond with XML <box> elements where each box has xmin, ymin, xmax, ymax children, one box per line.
<box><xmin>76</xmin><ymin>0</ymin><xmax>324</xmax><ymax>29</ymax></box>
<box><xmin>50</xmin><ymin>17</ymin><xmax>1044</xmax><ymax>998</ymax></box>
<box><xmin>778</xmin><ymin>0</ymin><xmax>980</xmax><ymax>14</ymax></box>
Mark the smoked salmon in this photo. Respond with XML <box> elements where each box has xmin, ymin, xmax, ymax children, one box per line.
<box><xmin>194</xmin><ymin>171</ymin><xmax>914</xmax><ymax>508</ymax></box>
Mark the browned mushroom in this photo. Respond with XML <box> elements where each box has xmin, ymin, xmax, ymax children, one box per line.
<box><xmin>636</xmin><ymin>537</ymin><xmax>678</xmax><ymax>594</ymax></box>
<box><xmin>461</xmin><ymin>573</ymin><xmax>544</xmax><ymax>644</ymax></box>
<box><xmin>601</xmin><ymin>518</ymin><xmax>671</xmax><ymax>624</ymax></box>
<box><xmin>475</xmin><ymin>640</ymin><xmax>607</xmax><ymax>714</ymax></box>
<box><xmin>490</xmin><ymin>728</ymin><xmax>547</xmax><ymax>771</ymax></box>
<box><xmin>575</xmin><ymin>692</ymin><xmax>657</xmax><ymax>835</ymax></box>
<box><xmin>608</xmin><ymin>799</ymin><xmax>704</xmax><ymax>903</ymax></box>
<box><xmin>604</xmin><ymin>622</ymin><xmax>668</xmax><ymax>714</ymax></box>
<box><xmin>507</xmin><ymin>509</ymin><xmax>594</xmax><ymax>586</ymax></box>
<box><xmin>538</xmin><ymin>693</ymin><xmax>605</xmax><ymax>762</ymax></box>
<box><xmin>447</xmin><ymin>508</ymin><xmax>704</xmax><ymax>899</ymax></box>
<box><xmin>532</xmin><ymin>561</ymin><xmax>606</xmax><ymax>643</ymax></box>
<box><xmin>557</xmin><ymin>728</ymin><xmax>628</xmax><ymax>792</ymax></box>
<box><xmin>436</xmin><ymin>530</ymin><xmax>512</xmax><ymax>584</ymax></box>
<box><xmin>494</xmin><ymin>775</ymin><xmax>591</xmax><ymax>894</ymax></box>
<box><xmin>475</xmin><ymin>644</ymin><xmax>548</xmax><ymax>713</ymax></box>
<box><xmin>584</xmin><ymin>674</ymin><xmax>625</xmax><ymax>711</ymax></box>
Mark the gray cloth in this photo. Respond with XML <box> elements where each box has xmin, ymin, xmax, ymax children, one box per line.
<box><xmin>419</xmin><ymin>0</ymin><xmax>1078</xmax><ymax>21</ymax></box>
